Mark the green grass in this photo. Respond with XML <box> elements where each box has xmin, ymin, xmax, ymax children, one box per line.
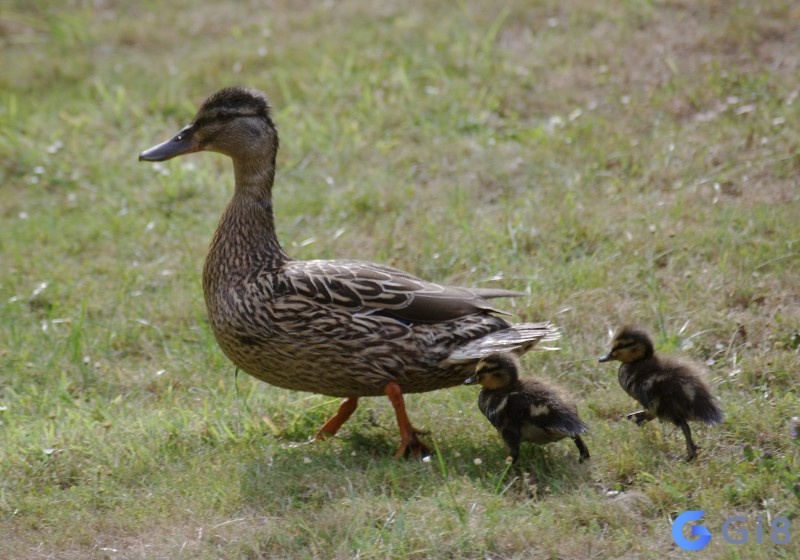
<box><xmin>1</xmin><ymin>0</ymin><xmax>799</xmax><ymax>558</ymax></box>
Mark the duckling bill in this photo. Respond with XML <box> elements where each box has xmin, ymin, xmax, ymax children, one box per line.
<box><xmin>600</xmin><ymin>326</ymin><xmax>724</xmax><ymax>461</ymax></box>
<box><xmin>465</xmin><ymin>353</ymin><xmax>590</xmax><ymax>464</ymax></box>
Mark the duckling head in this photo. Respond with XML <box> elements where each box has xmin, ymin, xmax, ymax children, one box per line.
<box><xmin>599</xmin><ymin>325</ymin><xmax>654</xmax><ymax>363</ymax></box>
<box><xmin>139</xmin><ymin>86</ymin><xmax>277</xmax><ymax>163</ymax></box>
<box><xmin>463</xmin><ymin>353</ymin><xmax>519</xmax><ymax>389</ymax></box>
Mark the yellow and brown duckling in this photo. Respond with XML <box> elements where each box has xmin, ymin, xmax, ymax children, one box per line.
<box><xmin>464</xmin><ymin>353</ymin><xmax>590</xmax><ymax>464</ymax></box>
<box><xmin>599</xmin><ymin>326</ymin><xmax>724</xmax><ymax>461</ymax></box>
<box><xmin>139</xmin><ymin>87</ymin><xmax>560</xmax><ymax>459</ymax></box>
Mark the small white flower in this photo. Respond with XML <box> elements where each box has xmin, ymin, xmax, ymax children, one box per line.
<box><xmin>473</xmin><ymin>458</ymin><xmax>483</xmax><ymax>466</ymax></box>
<box><xmin>46</xmin><ymin>140</ymin><xmax>64</xmax><ymax>154</ymax></box>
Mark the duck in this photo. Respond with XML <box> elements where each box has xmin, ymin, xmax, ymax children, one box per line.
<box><xmin>464</xmin><ymin>353</ymin><xmax>590</xmax><ymax>463</ymax></box>
<box><xmin>139</xmin><ymin>86</ymin><xmax>560</xmax><ymax>458</ymax></box>
<box><xmin>599</xmin><ymin>325</ymin><xmax>724</xmax><ymax>461</ymax></box>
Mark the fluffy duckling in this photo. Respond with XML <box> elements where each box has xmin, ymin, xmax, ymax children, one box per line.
<box><xmin>599</xmin><ymin>326</ymin><xmax>724</xmax><ymax>461</ymax></box>
<box><xmin>465</xmin><ymin>353</ymin><xmax>590</xmax><ymax>463</ymax></box>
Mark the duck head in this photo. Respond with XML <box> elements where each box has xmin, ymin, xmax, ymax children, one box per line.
<box><xmin>464</xmin><ymin>353</ymin><xmax>520</xmax><ymax>389</ymax></box>
<box><xmin>599</xmin><ymin>326</ymin><xmax>654</xmax><ymax>363</ymax></box>
<box><xmin>139</xmin><ymin>86</ymin><xmax>277</xmax><ymax>163</ymax></box>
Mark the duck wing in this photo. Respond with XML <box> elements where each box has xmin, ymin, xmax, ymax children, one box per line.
<box><xmin>279</xmin><ymin>259</ymin><xmax>520</xmax><ymax>323</ymax></box>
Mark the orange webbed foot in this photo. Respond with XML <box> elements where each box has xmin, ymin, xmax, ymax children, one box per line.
<box><xmin>394</xmin><ymin>426</ymin><xmax>431</xmax><ymax>459</ymax></box>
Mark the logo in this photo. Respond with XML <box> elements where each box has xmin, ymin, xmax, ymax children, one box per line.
<box><xmin>673</xmin><ymin>511</ymin><xmax>791</xmax><ymax>549</ymax></box>
<box><xmin>673</xmin><ymin>510</ymin><xmax>712</xmax><ymax>550</ymax></box>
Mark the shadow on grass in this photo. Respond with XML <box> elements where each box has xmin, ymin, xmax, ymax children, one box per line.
<box><xmin>238</xmin><ymin>426</ymin><xmax>593</xmax><ymax>512</ymax></box>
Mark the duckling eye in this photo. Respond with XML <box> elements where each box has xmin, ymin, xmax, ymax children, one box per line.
<box><xmin>613</xmin><ymin>341</ymin><xmax>636</xmax><ymax>353</ymax></box>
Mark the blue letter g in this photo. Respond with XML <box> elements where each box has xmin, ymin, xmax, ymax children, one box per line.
<box><xmin>673</xmin><ymin>510</ymin><xmax>712</xmax><ymax>551</ymax></box>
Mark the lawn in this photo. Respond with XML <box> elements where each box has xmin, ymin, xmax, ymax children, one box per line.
<box><xmin>1</xmin><ymin>1</ymin><xmax>799</xmax><ymax>558</ymax></box>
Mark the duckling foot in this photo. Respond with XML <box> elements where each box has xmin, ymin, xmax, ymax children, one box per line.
<box><xmin>626</xmin><ymin>410</ymin><xmax>655</xmax><ymax>426</ymax></box>
<box><xmin>384</xmin><ymin>381</ymin><xmax>431</xmax><ymax>459</ymax></box>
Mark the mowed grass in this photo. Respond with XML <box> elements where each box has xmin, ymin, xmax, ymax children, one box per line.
<box><xmin>1</xmin><ymin>0</ymin><xmax>799</xmax><ymax>558</ymax></box>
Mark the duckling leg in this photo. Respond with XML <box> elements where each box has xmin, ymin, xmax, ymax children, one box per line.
<box><xmin>316</xmin><ymin>397</ymin><xmax>359</xmax><ymax>439</ymax></box>
<box><xmin>384</xmin><ymin>381</ymin><xmax>430</xmax><ymax>459</ymax></box>
<box><xmin>678</xmin><ymin>420</ymin><xmax>698</xmax><ymax>461</ymax></box>
<box><xmin>573</xmin><ymin>436</ymin><xmax>590</xmax><ymax>463</ymax></box>
<box><xmin>500</xmin><ymin>428</ymin><xmax>521</xmax><ymax>464</ymax></box>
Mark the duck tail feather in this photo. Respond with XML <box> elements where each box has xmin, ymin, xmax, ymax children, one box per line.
<box><xmin>444</xmin><ymin>322</ymin><xmax>561</xmax><ymax>363</ymax></box>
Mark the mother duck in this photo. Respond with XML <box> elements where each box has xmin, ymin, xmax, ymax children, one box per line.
<box><xmin>139</xmin><ymin>86</ymin><xmax>559</xmax><ymax>458</ymax></box>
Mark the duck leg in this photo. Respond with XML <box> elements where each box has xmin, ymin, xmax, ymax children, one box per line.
<box><xmin>384</xmin><ymin>381</ymin><xmax>430</xmax><ymax>459</ymax></box>
<box><xmin>316</xmin><ymin>397</ymin><xmax>359</xmax><ymax>439</ymax></box>
<box><xmin>678</xmin><ymin>420</ymin><xmax>698</xmax><ymax>461</ymax></box>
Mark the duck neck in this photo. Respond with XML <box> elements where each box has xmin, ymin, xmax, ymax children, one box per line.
<box><xmin>206</xmin><ymin>157</ymin><xmax>291</xmax><ymax>277</ymax></box>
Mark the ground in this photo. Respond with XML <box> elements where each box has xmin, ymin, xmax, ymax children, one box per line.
<box><xmin>1</xmin><ymin>1</ymin><xmax>798</xmax><ymax>558</ymax></box>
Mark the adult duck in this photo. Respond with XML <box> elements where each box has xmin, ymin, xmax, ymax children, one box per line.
<box><xmin>139</xmin><ymin>86</ymin><xmax>560</xmax><ymax>458</ymax></box>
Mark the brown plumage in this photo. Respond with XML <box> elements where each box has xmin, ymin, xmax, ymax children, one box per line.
<box><xmin>465</xmin><ymin>353</ymin><xmax>590</xmax><ymax>463</ymax></box>
<box><xmin>599</xmin><ymin>325</ymin><xmax>724</xmax><ymax>461</ymax></box>
<box><xmin>139</xmin><ymin>86</ymin><xmax>560</xmax><ymax>458</ymax></box>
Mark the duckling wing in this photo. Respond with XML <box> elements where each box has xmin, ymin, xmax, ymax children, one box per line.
<box><xmin>619</xmin><ymin>365</ymin><xmax>653</xmax><ymax>410</ymax></box>
<box><xmin>506</xmin><ymin>391</ymin><xmax>588</xmax><ymax>436</ymax></box>
<box><xmin>632</xmin><ymin>384</ymin><xmax>652</xmax><ymax>411</ymax></box>
<box><xmin>280</xmin><ymin>259</ymin><xmax>518</xmax><ymax>322</ymax></box>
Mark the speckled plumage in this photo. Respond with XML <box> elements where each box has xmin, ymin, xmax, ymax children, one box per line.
<box><xmin>600</xmin><ymin>326</ymin><xmax>724</xmax><ymax>461</ymax></box>
<box><xmin>140</xmin><ymin>87</ymin><xmax>560</xmax><ymax>457</ymax></box>
<box><xmin>465</xmin><ymin>353</ymin><xmax>589</xmax><ymax>463</ymax></box>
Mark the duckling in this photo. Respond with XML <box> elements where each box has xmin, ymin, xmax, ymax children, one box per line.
<box><xmin>599</xmin><ymin>326</ymin><xmax>724</xmax><ymax>461</ymax></box>
<box><xmin>464</xmin><ymin>353</ymin><xmax>590</xmax><ymax>463</ymax></box>
<box><xmin>139</xmin><ymin>87</ymin><xmax>560</xmax><ymax>459</ymax></box>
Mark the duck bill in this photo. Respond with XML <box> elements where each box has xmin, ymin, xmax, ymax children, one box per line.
<box><xmin>463</xmin><ymin>375</ymin><xmax>478</xmax><ymax>385</ymax></box>
<box><xmin>139</xmin><ymin>124</ymin><xmax>198</xmax><ymax>162</ymax></box>
<box><xmin>598</xmin><ymin>353</ymin><xmax>613</xmax><ymax>363</ymax></box>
